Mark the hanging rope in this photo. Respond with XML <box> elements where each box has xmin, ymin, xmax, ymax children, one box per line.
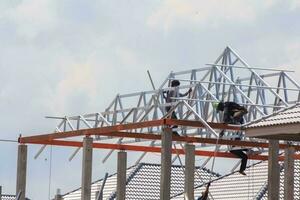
<box><xmin>48</xmin><ymin>146</ymin><xmax>53</xmax><ymax>200</ymax></box>
<box><xmin>209</xmin><ymin>134</ymin><xmax>221</xmax><ymax>181</ymax></box>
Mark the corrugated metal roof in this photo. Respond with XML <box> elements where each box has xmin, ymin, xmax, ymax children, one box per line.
<box><xmin>1</xmin><ymin>195</ymin><xmax>16</xmax><ymax>200</ymax></box>
<box><xmin>63</xmin><ymin>164</ymin><xmax>137</xmax><ymax>200</ymax></box>
<box><xmin>173</xmin><ymin>161</ymin><xmax>269</xmax><ymax>200</ymax></box>
<box><xmin>260</xmin><ymin>161</ymin><xmax>300</xmax><ymax>199</ymax></box>
<box><xmin>245</xmin><ymin>103</ymin><xmax>300</xmax><ymax>128</ymax></box>
<box><xmin>174</xmin><ymin>160</ymin><xmax>300</xmax><ymax>200</ymax></box>
<box><xmin>0</xmin><ymin>195</ymin><xmax>30</xmax><ymax>200</ymax></box>
<box><xmin>63</xmin><ymin>163</ymin><xmax>220</xmax><ymax>200</ymax></box>
<box><xmin>63</xmin><ymin>160</ymin><xmax>300</xmax><ymax>200</ymax></box>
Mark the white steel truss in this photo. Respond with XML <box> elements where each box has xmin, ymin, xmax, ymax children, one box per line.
<box><xmin>41</xmin><ymin>46</ymin><xmax>300</xmax><ymax>165</ymax></box>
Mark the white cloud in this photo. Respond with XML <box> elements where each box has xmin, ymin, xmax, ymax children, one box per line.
<box><xmin>49</xmin><ymin>63</ymin><xmax>98</xmax><ymax>114</ymax></box>
<box><xmin>289</xmin><ymin>0</ymin><xmax>300</xmax><ymax>10</ymax></box>
<box><xmin>148</xmin><ymin>0</ymin><xmax>255</xmax><ymax>31</ymax></box>
<box><xmin>115</xmin><ymin>46</ymin><xmax>139</xmax><ymax>66</ymax></box>
<box><xmin>5</xmin><ymin>0</ymin><xmax>59</xmax><ymax>39</ymax></box>
<box><xmin>147</xmin><ymin>0</ymin><xmax>285</xmax><ymax>32</ymax></box>
<box><xmin>284</xmin><ymin>40</ymin><xmax>300</xmax><ymax>72</ymax></box>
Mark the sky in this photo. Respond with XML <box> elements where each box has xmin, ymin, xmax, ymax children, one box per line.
<box><xmin>0</xmin><ymin>0</ymin><xmax>300</xmax><ymax>199</ymax></box>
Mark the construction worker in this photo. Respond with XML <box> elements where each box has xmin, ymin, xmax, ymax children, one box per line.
<box><xmin>197</xmin><ymin>182</ymin><xmax>210</xmax><ymax>200</ymax></box>
<box><xmin>164</xmin><ymin>79</ymin><xmax>192</xmax><ymax>116</ymax></box>
<box><xmin>163</xmin><ymin>80</ymin><xmax>192</xmax><ymax>136</ymax></box>
<box><xmin>216</xmin><ymin>101</ymin><xmax>248</xmax><ymax>124</ymax></box>
<box><xmin>216</xmin><ymin>101</ymin><xmax>248</xmax><ymax>175</ymax></box>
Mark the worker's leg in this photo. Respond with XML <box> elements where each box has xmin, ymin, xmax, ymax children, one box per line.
<box><xmin>239</xmin><ymin>151</ymin><xmax>248</xmax><ymax>172</ymax></box>
<box><xmin>230</xmin><ymin>149</ymin><xmax>248</xmax><ymax>173</ymax></box>
<box><xmin>171</xmin><ymin>111</ymin><xmax>178</xmax><ymax>128</ymax></box>
<box><xmin>223</xmin><ymin>107</ymin><xmax>231</xmax><ymax>123</ymax></box>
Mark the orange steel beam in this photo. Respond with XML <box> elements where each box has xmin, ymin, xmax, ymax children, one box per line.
<box><xmin>166</xmin><ymin>119</ymin><xmax>241</xmax><ymax>131</ymax></box>
<box><xmin>19</xmin><ymin>119</ymin><xmax>165</xmax><ymax>143</ymax></box>
<box><xmin>19</xmin><ymin>130</ymin><xmax>300</xmax><ymax>151</ymax></box>
<box><xmin>19</xmin><ymin>119</ymin><xmax>240</xmax><ymax>143</ymax></box>
<box><xmin>24</xmin><ymin>139</ymin><xmax>300</xmax><ymax>161</ymax></box>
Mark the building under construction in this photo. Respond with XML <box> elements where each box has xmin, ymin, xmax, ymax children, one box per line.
<box><xmin>15</xmin><ymin>47</ymin><xmax>300</xmax><ymax>200</ymax></box>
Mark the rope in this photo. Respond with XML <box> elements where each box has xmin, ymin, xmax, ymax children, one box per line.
<box><xmin>209</xmin><ymin>135</ymin><xmax>221</xmax><ymax>181</ymax></box>
<box><xmin>48</xmin><ymin>146</ymin><xmax>53</xmax><ymax>200</ymax></box>
<box><xmin>173</xmin><ymin>144</ymin><xmax>185</xmax><ymax>174</ymax></box>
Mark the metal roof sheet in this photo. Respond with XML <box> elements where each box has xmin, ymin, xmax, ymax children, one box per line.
<box><xmin>0</xmin><ymin>195</ymin><xmax>30</xmax><ymax>200</ymax></box>
<box><xmin>63</xmin><ymin>160</ymin><xmax>300</xmax><ymax>200</ymax></box>
<box><xmin>63</xmin><ymin>163</ymin><xmax>219</xmax><ymax>200</ymax></box>
<box><xmin>172</xmin><ymin>161</ymin><xmax>268</xmax><ymax>200</ymax></box>
<box><xmin>245</xmin><ymin>104</ymin><xmax>300</xmax><ymax>128</ymax></box>
<box><xmin>260</xmin><ymin>160</ymin><xmax>300</xmax><ymax>199</ymax></box>
<box><xmin>174</xmin><ymin>160</ymin><xmax>300</xmax><ymax>200</ymax></box>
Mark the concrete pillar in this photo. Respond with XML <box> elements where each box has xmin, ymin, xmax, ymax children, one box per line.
<box><xmin>160</xmin><ymin>128</ymin><xmax>172</xmax><ymax>200</ymax></box>
<box><xmin>268</xmin><ymin>140</ymin><xmax>279</xmax><ymax>200</ymax></box>
<box><xmin>81</xmin><ymin>136</ymin><xmax>93</xmax><ymax>200</ymax></box>
<box><xmin>284</xmin><ymin>145</ymin><xmax>295</xmax><ymax>200</ymax></box>
<box><xmin>16</xmin><ymin>144</ymin><xmax>27</xmax><ymax>200</ymax></box>
<box><xmin>117</xmin><ymin>151</ymin><xmax>127</xmax><ymax>200</ymax></box>
<box><xmin>185</xmin><ymin>144</ymin><xmax>195</xmax><ymax>200</ymax></box>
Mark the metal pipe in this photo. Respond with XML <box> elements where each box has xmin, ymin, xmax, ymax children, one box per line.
<box><xmin>206</xmin><ymin>63</ymin><xmax>294</xmax><ymax>72</ymax></box>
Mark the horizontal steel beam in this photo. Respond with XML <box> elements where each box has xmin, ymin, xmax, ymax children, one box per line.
<box><xmin>24</xmin><ymin>139</ymin><xmax>300</xmax><ymax>161</ymax></box>
<box><xmin>19</xmin><ymin>119</ymin><xmax>241</xmax><ymax>143</ymax></box>
<box><xmin>205</xmin><ymin>63</ymin><xmax>294</xmax><ymax>72</ymax></box>
<box><xmin>168</xmin><ymin>78</ymin><xmax>300</xmax><ymax>92</ymax></box>
<box><xmin>19</xmin><ymin>120</ymin><xmax>300</xmax><ymax>151</ymax></box>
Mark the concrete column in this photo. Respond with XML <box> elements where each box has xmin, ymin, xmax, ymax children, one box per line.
<box><xmin>117</xmin><ymin>151</ymin><xmax>127</xmax><ymax>200</ymax></box>
<box><xmin>185</xmin><ymin>144</ymin><xmax>195</xmax><ymax>200</ymax></box>
<box><xmin>81</xmin><ymin>136</ymin><xmax>93</xmax><ymax>200</ymax></box>
<box><xmin>284</xmin><ymin>145</ymin><xmax>295</xmax><ymax>200</ymax></box>
<box><xmin>160</xmin><ymin>128</ymin><xmax>172</xmax><ymax>200</ymax></box>
<box><xmin>268</xmin><ymin>140</ymin><xmax>279</xmax><ymax>200</ymax></box>
<box><xmin>16</xmin><ymin>144</ymin><xmax>27</xmax><ymax>200</ymax></box>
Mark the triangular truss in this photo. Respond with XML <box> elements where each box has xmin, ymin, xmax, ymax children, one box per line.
<box><xmin>43</xmin><ymin>46</ymin><xmax>300</xmax><ymax>165</ymax></box>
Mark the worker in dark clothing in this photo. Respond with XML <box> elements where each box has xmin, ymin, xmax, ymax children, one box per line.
<box><xmin>216</xmin><ymin>101</ymin><xmax>248</xmax><ymax>175</ymax></box>
<box><xmin>163</xmin><ymin>80</ymin><xmax>192</xmax><ymax>136</ymax></box>
<box><xmin>216</xmin><ymin>101</ymin><xmax>248</xmax><ymax>124</ymax></box>
<box><xmin>197</xmin><ymin>182</ymin><xmax>210</xmax><ymax>200</ymax></box>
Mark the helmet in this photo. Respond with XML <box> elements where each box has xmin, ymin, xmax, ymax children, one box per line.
<box><xmin>212</xmin><ymin>102</ymin><xmax>219</xmax><ymax>109</ymax></box>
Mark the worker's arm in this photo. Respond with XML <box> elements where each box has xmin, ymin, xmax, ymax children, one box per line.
<box><xmin>201</xmin><ymin>182</ymin><xmax>211</xmax><ymax>200</ymax></box>
<box><xmin>179</xmin><ymin>88</ymin><xmax>192</xmax><ymax>97</ymax></box>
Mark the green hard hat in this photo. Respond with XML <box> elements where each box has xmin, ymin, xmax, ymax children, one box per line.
<box><xmin>212</xmin><ymin>102</ymin><xmax>219</xmax><ymax>108</ymax></box>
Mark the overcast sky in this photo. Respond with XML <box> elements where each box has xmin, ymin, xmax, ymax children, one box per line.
<box><xmin>0</xmin><ymin>0</ymin><xmax>300</xmax><ymax>199</ymax></box>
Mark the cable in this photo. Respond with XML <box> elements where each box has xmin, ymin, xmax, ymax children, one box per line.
<box><xmin>48</xmin><ymin>146</ymin><xmax>53</xmax><ymax>200</ymax></box>
<box><xmin>209</xmin><ymin>135</ymin><xmax>221</xmax><ymax>181</ymax></box>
